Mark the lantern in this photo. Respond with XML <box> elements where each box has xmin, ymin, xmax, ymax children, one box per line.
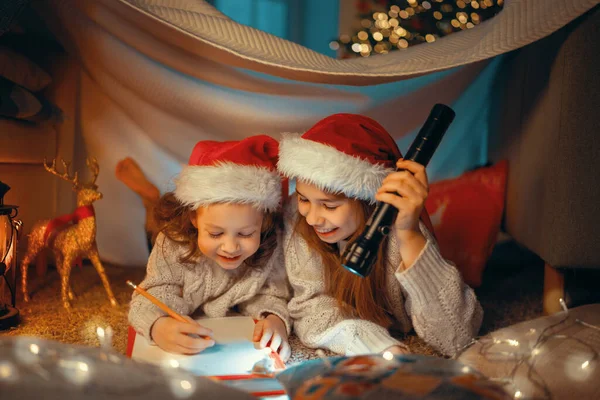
<box><xmin>0</xmin><ymin>181</ymin><xmax>22</xmax><ymax>330</ymax></box>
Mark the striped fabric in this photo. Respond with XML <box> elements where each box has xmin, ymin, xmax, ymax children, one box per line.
<box><xmin>71</xmin><ymin>0</ymin><xmax>600</xmax><ymax>84</ymax></box>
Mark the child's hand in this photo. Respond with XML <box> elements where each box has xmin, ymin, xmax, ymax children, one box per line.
<box><xmin>375</xmin><ymin>159</ymin><xmax>429</xmax><ymax>235</ymax></box>
<box><xmin>253</xmin><ymin>314</ymin><xmax>291</xmax><ymax>362</ymax></box>
<box><xmin>151</xmin><ymin>316</ymin><xmax>214</xmax><ymax>355</ymax></box>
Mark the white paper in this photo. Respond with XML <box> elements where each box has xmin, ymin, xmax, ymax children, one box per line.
<box><xmin>131</xmin><ymin>316</ymin><xmax>270</xmax><ymax>376</ymax></box>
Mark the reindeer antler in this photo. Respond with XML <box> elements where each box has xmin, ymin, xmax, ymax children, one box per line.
<box><xmin>86</xmin><ymin>157</ymin><xmax>100</xmax><ymax>185</ymax></box>
<box><xmin>43</xmin><ymin>158</ymin><xmax>80</xmax><ymax>188</ymax></box>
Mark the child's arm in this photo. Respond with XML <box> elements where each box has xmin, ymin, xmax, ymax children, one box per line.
<box><xmin>238</xmin><ymin>242</ymin><xmax>291</xmax><ymax>333</ymax></box>
<box><xmin>238</xmin><ymin>240</ymin><xmax>292</xmax><ymax>360</ymax></box>
<box><xmin>239</xmin><ymin>276</ymin><xmax>292</xmax><ymax>334</ymax></box>
<box><xmin>394</xmin><ymin>222</ymin><xmax>484</xmax><ymax>356</ymax></box>
<box><xmin>128</xmin><ymin>233</ymin><xmax>195</xmax><ymax>341</ymax></box>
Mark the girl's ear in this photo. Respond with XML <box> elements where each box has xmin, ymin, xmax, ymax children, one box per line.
<box><xmin>189</xmin><ymin>208</ymin><xmax>198</xmax><ymax>229</ymax></box>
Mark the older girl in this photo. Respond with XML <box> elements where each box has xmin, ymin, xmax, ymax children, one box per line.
<box><xmin>278</xmin><ymin>113</ymin><xmax>482</xmax><ymax>356</ymax></box>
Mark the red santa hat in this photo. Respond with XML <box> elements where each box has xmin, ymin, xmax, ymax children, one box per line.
<box><xmin>175</xmin><ymin>135</ymin><xmax>282</xmax><ymax>212</ymax></box>
<box><xmin>277</xmin><ymin>113</ymin><xmax>402</xmax><ymax>202</ymax></box>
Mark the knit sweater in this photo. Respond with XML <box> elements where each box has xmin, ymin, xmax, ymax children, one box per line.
<box><xmin>284</xmin><ymin>197</ymin><xmax>483</xmax><ymax>357</ymax></box>
<box><xmin>129</xmin><ymin>232</ymin><xmax>291</xmax><ymax>340</ymax></box>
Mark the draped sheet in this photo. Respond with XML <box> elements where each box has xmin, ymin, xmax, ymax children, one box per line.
<box><xmin>36</xmin><ymin>0</ymin><xmax>599</xmax><ymax>266</ymax></box>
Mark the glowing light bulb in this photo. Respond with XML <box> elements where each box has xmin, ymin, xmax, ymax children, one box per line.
<box><xmin>0</xmin><ymin>362</ymin><xmax>16</xmax><ymax>381</ymax></box>
<box><xmin>58</xmin><ymin>357</ymin><xmax>92</xmax><ymax>386</ymax></box>
<box><xmin>514</xmin><ymin>390</ymin><xmax>523</xmax><ymax>398</ymax></box>
<box><xmin>170</xmin><ymin>359</ymin><xmax>180</xmax><ymax>368</ymax></box>
<box><xmin>170</xmin><ymin>377</ymin><xmax>196</xmax><ymax>398</ymax></box>
<box><xmin>395</xmin><ymin>27</ymin><xmax>407</xmax><ymax>37</ymax></box>
<box><xmin>180</xmin><ymin>380</ymin><xmax>192</xmax><ymax>390</ymax></box>
<box><xmin>382</xmin><ymin>351</ymin><xmax>394</xmax><ymax>361</ymax></box>
<box><xmin>29</xmin><ymin>344</ymin><xmax>40</xmax><ymax>354</ymax></box>
<box><xmin>582</xmin><ymin>360</ymin><xmax>590</xmax><ymax>369</ymax></box>
<box><xmin>559</xmin><ymin>298</ymin><xmax>568</xmax><ymax>312</ymax></box>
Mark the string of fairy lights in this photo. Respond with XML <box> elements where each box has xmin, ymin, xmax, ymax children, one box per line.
<box><xmin>454</xmin><ymin>299</ymin><xmax>600</xmax><ymax>400</ymax></box>
<box><xmin>332</xmin><ymin>0</ymin><xmax>504</xmax><ymax>58</ymax></box>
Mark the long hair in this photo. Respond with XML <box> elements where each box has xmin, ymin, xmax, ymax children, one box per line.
<box><xmin>294</xmin><ymin>197</ymin><xmax>393</xmax><ymax>327</ymax></box>
<box><xmin>154</xmin><ymin>192</ymin><xmax>280</xmax><ymax>269</ymax></box>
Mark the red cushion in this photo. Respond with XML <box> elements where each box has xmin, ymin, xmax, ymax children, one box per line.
<box><xmin>425</xmin><ymin>160</ymin><xmax>508</xmax><ymax>287</ymax></box>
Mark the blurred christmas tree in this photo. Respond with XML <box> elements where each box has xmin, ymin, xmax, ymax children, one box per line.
<box><xmin>332</xmin><ymin>0</ymin><xmax>503</xmax><ymax>58</ymax></box>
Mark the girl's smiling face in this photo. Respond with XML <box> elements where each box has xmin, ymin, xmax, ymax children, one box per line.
<box><xmin>295</xmin><ymin>180</ymin><xmax>359</xmax><ymax>244</ymax></box>
<box><xmin>191</xmin><ymin>203</ymin><xmax>263</xmax><ymax>269</ymax></box>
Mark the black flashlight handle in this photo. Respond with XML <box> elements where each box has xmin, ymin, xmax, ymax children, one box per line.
<box><xmin>365</xmin><ymin>103</ymin><xmax>454</xmax><ymax>235</ymax></box>
<box><xmin>342</xmin><ymin>104</ymin><xmax>455</xmax><ymax>277</ymax></box>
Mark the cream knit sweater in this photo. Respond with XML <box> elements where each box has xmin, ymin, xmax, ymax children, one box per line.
<box><xmin>284</xmin><ymin>197</ymin><xmax>483</xmax><ymax>357</ymax></box>
<box><xmin>129</xmin><ymin>232</ymin><xmax>291</xmax><ymax>340</ymax></box>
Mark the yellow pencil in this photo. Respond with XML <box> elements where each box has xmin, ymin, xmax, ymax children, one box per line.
<box><xmin>126</xmin><ymin>280</ymin><xmax>211</xmax><ymax>340</ymax></box>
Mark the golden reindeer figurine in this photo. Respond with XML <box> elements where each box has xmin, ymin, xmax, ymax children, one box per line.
<box><xmin>21</xmin><ymin>158</ymin><xmax>118</xmax><ymax>309</ymax></box>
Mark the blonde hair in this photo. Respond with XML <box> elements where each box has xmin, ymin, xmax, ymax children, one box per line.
<box><xmin>155</xmin><ymin>192</ymin><xmax>280</xmax><ymax>268</ymax></box>
<box><xmin>293</xmin><ymin>196</ymin><xmax>393</xmax><ymax>327</ymax></box>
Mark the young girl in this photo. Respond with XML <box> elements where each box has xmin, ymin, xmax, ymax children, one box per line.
<box><xmin>277</xmin><ymin>113</ymin><xmax>483</xmax><ymax>357</ymax></box>
<box><xmin>129</xmin><ymin>135</ymin><xmax>292</xmax><ymax>360</ymax></box>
